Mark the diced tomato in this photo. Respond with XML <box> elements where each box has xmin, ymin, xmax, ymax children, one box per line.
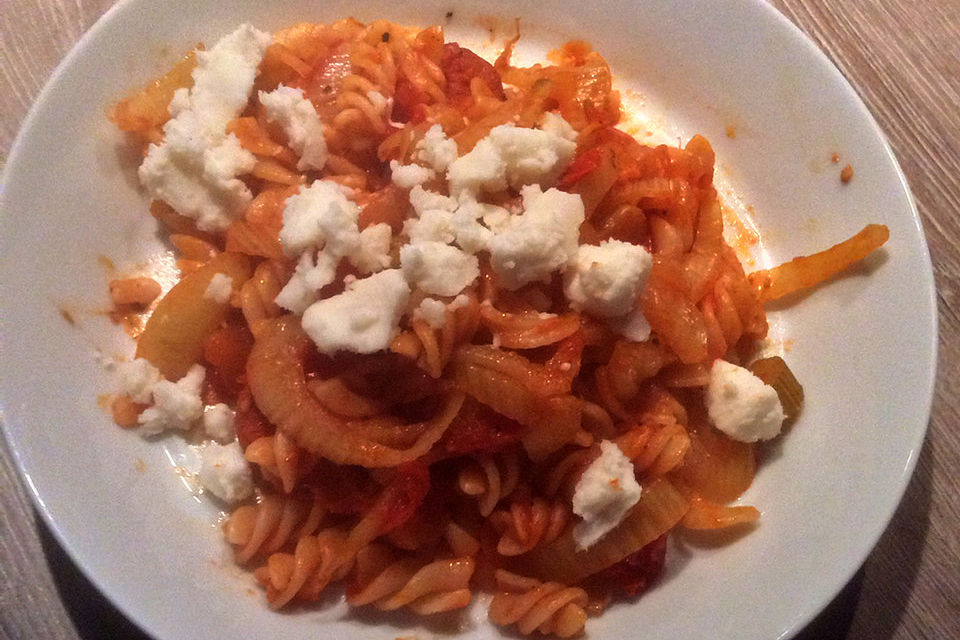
<box><xmin>234</xmin><ymin>387</ymin><xmax>275</xmax><ymax>449</ymax></box>
<box><xmin>592</xmin><ymin>534</ymin><xmax>668</xmax><ymax>597</ymax></box>
<box><xmin>436</xmin><ymin>399</ymin><xmax>523</xmax><ymax>455</ymax></box>
<box><xmin>391</xmin><ymin>76</ymin><xmax>431</xmax><ymax>123</ymax></box>
<box><xmin>441</xmin><ymin>42</ymin><xmax>506</xmax><ymax>109</ymax></box>
<box><xmin>203</xmin><ymin>321</ymin><xmax>254</xmax><ymax>399</ymax></box>
<box><xmin>559</xmin><ymin>146</ymin><xmax>605</xmax><ymax>189</ymax></box>
<box><xmin>366</xmin><ymin>461</ymin><xmax>431</xmax><ymax>536</ymax></box>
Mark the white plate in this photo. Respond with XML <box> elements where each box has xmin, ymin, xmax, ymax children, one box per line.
<box><xmin>0</xmin><ymin>0</ymin><xmax>937</xmax><ymax>639</ymax></box>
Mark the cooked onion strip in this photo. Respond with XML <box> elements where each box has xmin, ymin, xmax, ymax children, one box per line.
<box><xmin>749</xmin><ymin>224</ymin><xmax>889</xmax><ymax>302</ymax></box>
<box><xmin>247</xmin><ymin>317</ymin><xmax>464</xmax><ymax>467</ymax></box>
<box><xmin>515</xmin><ymin>478</ymin><xmax>688</xmax><ymax>584</ymax></box>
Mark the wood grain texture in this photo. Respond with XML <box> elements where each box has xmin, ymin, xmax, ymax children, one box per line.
<box><xmin>1</xmin><ymin>1</ymin><xmax>958</xmax><ymax>639</ymax></box>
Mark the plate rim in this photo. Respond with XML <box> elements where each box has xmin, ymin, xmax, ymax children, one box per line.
<box><xmin>0</xmin><ymin>1</ymin><xmax>939</xmax><ymax>639</ymax></box>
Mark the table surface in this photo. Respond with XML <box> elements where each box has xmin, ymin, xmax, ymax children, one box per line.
<box><xmin>2</xmin><ymin>1</ymin><xmax>959</xmax><ymax>639</ymax></box>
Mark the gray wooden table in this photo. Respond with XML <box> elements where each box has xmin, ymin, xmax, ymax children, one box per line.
<box><xmin>2</xmin><ymin>1</ymin><xmax>958</xmax><ymax>639</ymax></box>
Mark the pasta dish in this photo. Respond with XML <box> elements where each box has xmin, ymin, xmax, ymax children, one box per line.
<box><xmin>105</xmin><ymin>18</ymin><xmax>889</xmax><ymax>636</ymax></box>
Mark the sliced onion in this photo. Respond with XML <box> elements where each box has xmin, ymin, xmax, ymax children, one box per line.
<box><xmin>136</xmin><ymin>252</ymin><xmax>251</xmax><ymax>380</ymax></box>
<box><xmin>515</xmin><ymin>477</ymin><xmax>688</xmax><ymax>584</ymax></box>
<box><xmin>247</xmin><ymin>317</ymin><xmax>463</xmax><ymax>467</ymax></box>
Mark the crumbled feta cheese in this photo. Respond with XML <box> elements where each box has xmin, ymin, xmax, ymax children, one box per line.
<box><xmin>401</xmin><ymin>242</ymin><xmax>480</xmax><ymax>296</ymax></box>
<box><xmin>446</xmin><ymin>123</ymin><xmax>576</xmax><ymax>197</ymax></box>
<box><xmin>564</xmin><ymin>240</ymin><xmax>653</xmax><ymax>318</ymax></box>
<box><xmin>138</xmin><ymin>24</ymin><xmax>271</xmax><ymax>232</ymax></box>
<box><xmin>403</xmin><ymin>191</ymin><xmax>501</xmax><ymax>255</ymax></box>
<box><xmin>275</xmin><ymin>250</ymin><xmax>340</xmax><ymax>313</ymax></box>
<box><xmin>414</xmin><ymin>124</ymin><xmax>458</xmax><ymax>172</ymax></box>
<box><xmin>350</xmin><ymin>223</ymin><xmax>393</xmax><ymax>274</ymax></box>
<box><xmin>488</xmin><ymin>123</ymin><xmax>576</xmax><ymax>189</ymax></box>
<box><xmin>137</xmin><ymin>365</ymin><xmax>206</xmax><ymax>436</ymax></box>
<box><xmin>705</xmin><ymin>360</ymin><xmax>785</xmax><ymax>442</ymax></box>
<box><xmin>113</xmin><ymin>357</ymin><xmax>161</xmax><ymax>404</ymax></box>
<box><xmin>278</xmin><ymin>180</ymin><xmax>359</xmax><ymax>256</ymax></box>
<box><xmin>274</xmin><ymin>179</ymin><xmax>364</xmax><ymax>312</ymax></box>
<box><xmin>450</xmin><ymin>293</ymin><xmax>471</xmax><ymax>310</ymax></box>
<box><xmin>301</xmin><ymin>269</ymin><xmax>411</xmax><ymax>354</ymax></box>
<box><xmin>451</xmin><ymin>195</ymin><xmax>503</xmax><ymax>253</ymax></box>
<box><xmin>258</xmin><ymin>84</ymin><xmax>328</xmax><ymax>171</ymax></box>
<box><xmin>572</xmin><ymin>440</ymin><xmax>643</xmax><ymax>550</ymax></box>
<box><xmin>203</xmin><ymin>273</ymin><xmax>233</xmax><ymax>304</ymax></box>
<box><xmin>390</xmin><ymin>160</ymin><xmax>435</xmax><ymax>189</ymax></box>
<box><xmin>188</xmin><ymin>25</ymin><xmax>272</xmax><ymax>132</ymax></box>
<box><xmin>409</xmin><ymin>186</ymin><xmax>457</xmax><ymax>216</ymax></box>
<box><xmin>607</xmin><ymin>307</ymin><xmax>652</xmax><ymax>342</ymax></box>
<box><xmin>414</xmin><ymin>298</ymin><xmax>449</xmax><ymax>329</ymax></box>
<box><xmin>488</xmin><ymin>186</ymin><xmax>585</xmax><ymax>289</ymax></box>
<box><xmin>404</xmin><ymin>209</ymin><xmax>456</xmax><ymax>245</ymax></box>
<box><xmin>447</xmin><ymin>138</ymin><xmax>507</xmax><ymax>196</ymax></box>
<box><xmin>366</xmin><ymin>90</ymin><xmax>390</xmax><ymax>113</ymax></box>
<box><xmin>202</xmin><ymin>403</ymin><xmax>236</xmax><ymax>441</ymax></box>
<box><xmin>198</xmin><ymin>441</ymin><xmax>253</xmax><ymax>503</ymax></box>
<box><xmin>539</xmin><ymin>111</ymin><xmax>577</xmax><ymax>142</ymax></box>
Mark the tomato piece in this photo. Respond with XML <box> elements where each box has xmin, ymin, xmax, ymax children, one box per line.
<box><xmin>441</xmin><ymin>42</ymin><xmax>506</xmax><ymax>109</ymax></box>
<box><xmin>436</xmin><ymin>399</ymin><xmax>522</xmax><ymax>455</ymax></box>
<box><xmin>391</xmin><ymin>76</ymin><xmax>431</xmax><ymax>124</ymax></box>
<box><xmin>560</xmin><ymin>146</ymin><xmax>604</xmax><ymax>189</ymax></box>
<box><xmin>590</xmin><ymin>534</ymin><xmax>667</xmax><ymax>597</ymax></box>
<box><xmin>234</xmin><ymin>387</ymin><xmax>275</xmax><ymax>449</ymax></box>
<box><xmin>203</xmin><ymin>320</ymin><xmax>254</xmax><ymax>399</ymax></box>
<box><xmin>369</xmin><ymin>461</ymin><xmax>431</xmax><ymax>536</ymax></box>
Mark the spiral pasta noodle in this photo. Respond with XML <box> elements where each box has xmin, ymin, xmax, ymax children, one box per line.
<box><xmin>224</xmin><ymin>492</ymin><xmax>326</xmax><ymax>562</ymax></box>
<box><xmin>457</xmin><ymin>450</ymin><xmax>522</xmax><ymax>517</ymax></box>
<box><xmin>391</xmin><ymin>293</ymin><xmax>481</xmax><ymax>378</ymax></box>
<box><xmin>348</xmin><ymin>544</ymin><xmax>475</xmax><ymax>614</ymax></box>
<box><xmin>243</xmin><ymin>432</ymin><xmax>310</xmax><ymax>494</ymax></box>
<box><xmin>254</xmin><ymin>529</ymin><xmax>355</xmax><ymax>608</ymax></box>
<box><xmin>491</xmin><ymin>498</ymin><xmax>571</xmax><ymax>556</ymax></box>
<box><xmin>239</xmin><ymin>259</ymin><xmax>292</xmax><ymax>331</ymax></box>
<box><xmin>488</xmin><ymin>570</ymin><xmax>588</xmax><ymax>638</ymax></box>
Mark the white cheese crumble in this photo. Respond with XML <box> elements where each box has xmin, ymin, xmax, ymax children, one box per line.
<box><xmin>275</xmin><ymin>179</ymin><xmax>375</xmax><ymax>312</ymax></box>
<box><xmin>138</xmin><ymin>24</ymin><xmax>272</xmax><ymax>232</ymax></box>
<box><xmin>203</xmin><ymin>273</ymin><xmax>233</xmax><ymax>304</ymax></box>
<box><xmin>409</xmin><ymin>185</ymin><xmax>457</xmax><ymax>215</ymax></box>
<box><xmin>278</xmin><ymin>180</ymin><xmax>359</xmax><ymax>256</ymax></box>
<box><xmin>446</xmin><ymin>122</ymin><xmax>576</xmax><ymax>196</ymax></box>
<box><xmin>301</xmin><ymin>269</ymin><xmax>410</xmax><ymax>354</ymax></box>
<box><xmin>539</xmin><ymin>111</ymin><xmax>577</xmax><ymax>142</ymax></box>
<box><xmin>137</xmin><ymin>364</ymin><xmax>206</xmax><ymax>436</ymax></box>
<box><xmin>366</xmin><ymin>90</ymin><xmax>390</xmax><ymax>113</ymax></box>
<box><xmin>572</xmin><ymin>440</ymin><xmax>643</xmax><ymax>550</ymax></box>
<box><xmin>400</xmin><ymin>241</ymin><xmax>480</xmax><ymax>297</ymax></box>
<box><xmin>705</xmin><ymin>360</ymin><xmax>785</xmax><ymax>442</ymax></box>
<box><xmin>113</xmin><ymin>357</ymin><xmax>161</xmax><ymax>404</ymax></box>
<box><xmin>198</xmin><ymin>441</ymin><xmax>253</xmax><ymax>503</ymax></box>
<box><xmin>447</xmin><ymin>138</ymin><xmax>505</xmax><ymax>196</ymax></box>
<box><xmin>488</xmin><ymin>123</ymin><xmax>577</xmax><ymax>189</ymax></box>
<box><xmin>274</xmin><ymin>250</ymin><xmax>339</xmax><ymax>313</ymax></box>
<box><xmin>488</xmin><ymin>185</ymin><xmax>585</xmax><ymax>290</ymax></box>
<box><xmin>202</xmin><ymin>403</ymin><xmax>236</xmax><ymax>442</ymax></box>
<box><xmin>564</xmin><ymin>240</ymin><xmax>653</xmax><ymax>318</ymax></box>
<box><xmin>414</xmin><ymin>298</ymin><xmax>449</xmax><ymax>329</ymax></box>
<box><xmin>390</xmin><ymin>160</ymin><xmax>435</xmax><ymax>189</ymax></box>
<box><xmin>414</xmin><ymin>124</ymin><xmax>458</xmax><ymax>172</ymax></box>
<box><xmin>353</xmin><ymin>223</ymin><xmax>393</xmax><ymax>274</ymax></box>
<box><xmin>607</xmin><ymin>308</ymin><xmax>652</xmax><ymax>342</ymax></box>
<box><xmin>258</xmin><ymin>84</ymin><xmax>328</xmax><ymax>171</ymax></box>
